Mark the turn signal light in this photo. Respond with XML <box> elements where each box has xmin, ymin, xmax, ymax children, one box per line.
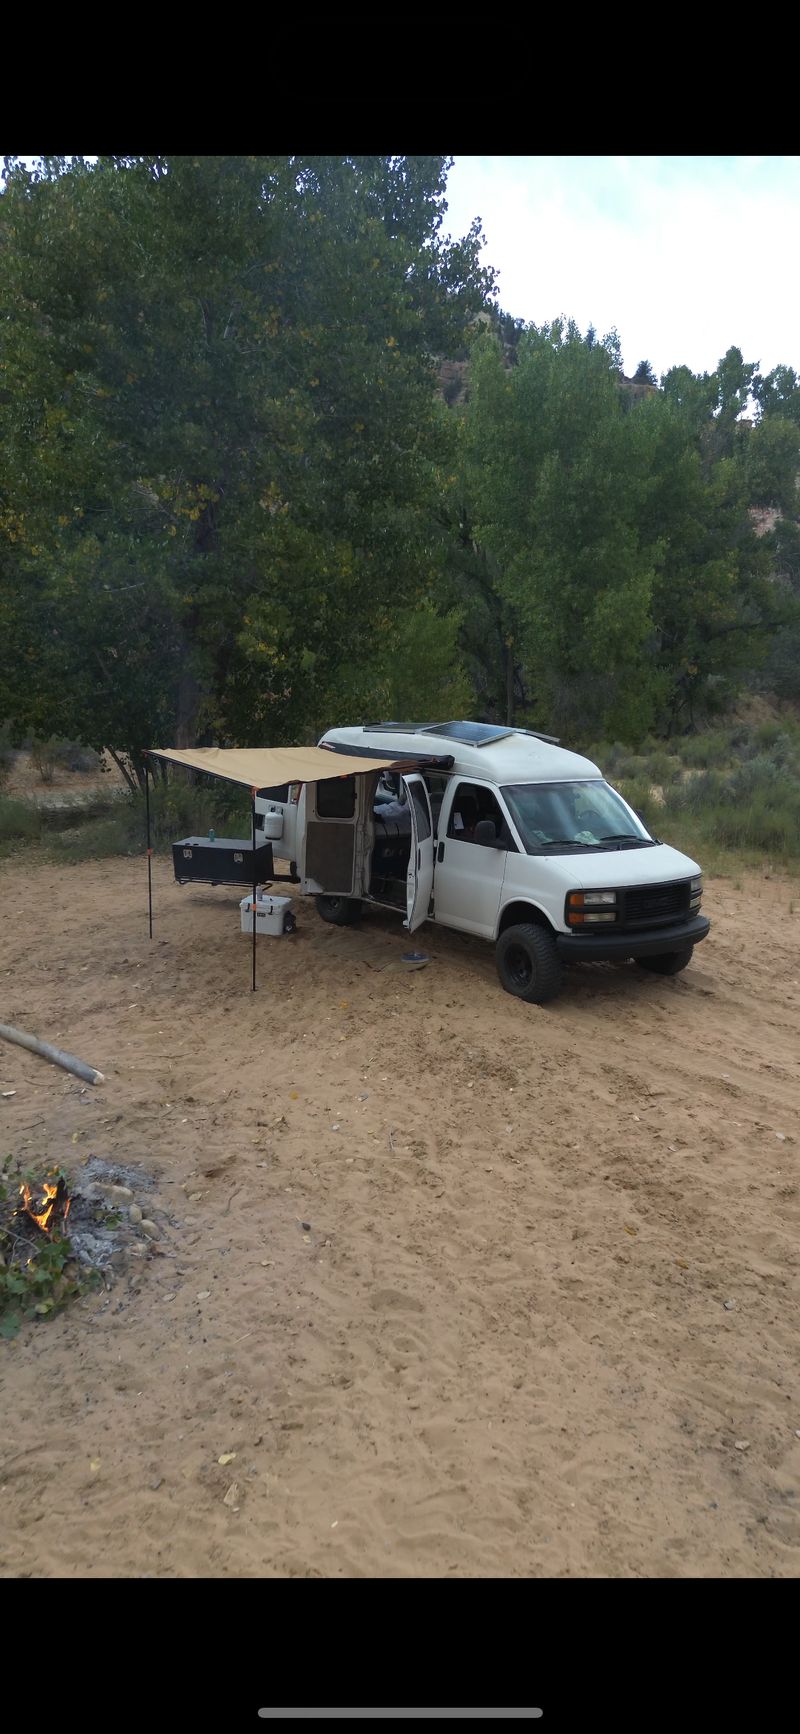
<box><xmin>566</xmin><ymin>889</ymin><xmax>618</xmax><ymax>926</ymax></box>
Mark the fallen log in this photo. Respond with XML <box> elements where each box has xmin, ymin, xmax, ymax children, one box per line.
<box><xmin>0</xmin><ymin>1022</ymin><xmax>105</xmax><ymax>1086</ymax></box>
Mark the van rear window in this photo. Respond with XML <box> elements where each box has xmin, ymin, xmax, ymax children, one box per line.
<box><xmin>316</xmin><ymin>777</ymin><xmax>356</xmax><ymax>819</ymax></box>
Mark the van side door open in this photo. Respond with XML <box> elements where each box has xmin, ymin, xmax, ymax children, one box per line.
<box><xmin>403</xmin><ymin>773</ymin><xmax>435</xmax><ymax>932</ymax></box>
<box><xmin>299</xmin><ymin>774</ymin><xmax>364</xmax><ymax>895</ymax></box>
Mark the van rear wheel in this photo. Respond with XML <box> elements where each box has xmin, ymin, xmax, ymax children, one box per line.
<box><xmin>315</xmin><ymin>894</ymin><xmax>362</xmax><ymax>926</ymax></box>
<box><xmin>635</xmin><ymin>945</ymin><xmax>694</xmax><ymax>976</ymax></box>
<box><xmin>495</xmin><ymin>923</ymin><xmax>562</xmax><ymax>1004</ymax></box>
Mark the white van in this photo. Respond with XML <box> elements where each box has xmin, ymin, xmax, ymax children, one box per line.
<box><xmin>255</xmin><ymin>720</ymin><xmax>709</xmax><ymax>1004</ymax></box>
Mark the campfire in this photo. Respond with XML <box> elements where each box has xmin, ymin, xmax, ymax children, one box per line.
<box><xmin>1</xmin><ymin>1155</ymin><xmax>169</xmax><ymax>1337</ymax></box>
<box><xmin>18</xmin><ymin>1174</ymin><xmax>71</xmax><ymax>1236</ymax></box>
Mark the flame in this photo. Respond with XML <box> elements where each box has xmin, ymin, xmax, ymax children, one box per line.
<box><xmin>19</xmin><ymin>1178</ymin><xmax>69</xmax><ymax>1234</ymax></box>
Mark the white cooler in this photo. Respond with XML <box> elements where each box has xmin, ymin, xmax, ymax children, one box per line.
<box><xmin>240</xmin><ymin>893</ymin><xmax>294</xmax><ymax>936</ymax></box>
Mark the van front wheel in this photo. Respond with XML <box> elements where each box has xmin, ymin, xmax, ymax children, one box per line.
<box><xmin>495</xmin><ymin>923</ymin><xmax>562</xmax><ymax>1004</ymax></box>
<box><xmin>315</xmin><ymin>894</ymin><xmax>362</xmax><ymax>926</ymax></box>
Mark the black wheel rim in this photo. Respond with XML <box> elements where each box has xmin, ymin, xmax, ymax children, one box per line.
<box><xmin>505</xmin><ymin>942</ymin><xmax>534</xmax><ymax>990</ymax></box>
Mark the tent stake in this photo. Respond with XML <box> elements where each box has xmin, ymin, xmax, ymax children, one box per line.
<box><xmin>144</xmin><ymin>752</ymin><xmax>153</xmax><ymax>940</ymax></box>
<box><xmin>251</xmin><ymin>787</ymin><xmax>257</xmax><ymax>991</ymax></box>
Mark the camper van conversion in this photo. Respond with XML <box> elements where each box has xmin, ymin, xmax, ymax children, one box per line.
<box><xmin>254</xmin><ymin>721</ymin><xmax>710</xmax><ymax>1006</ymax></box>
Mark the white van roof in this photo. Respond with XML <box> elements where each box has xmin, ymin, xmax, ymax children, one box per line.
<box><xmin>319</xmin><ymin>722</ymin><xmax>601</xmax><ymax>785</ymax></box>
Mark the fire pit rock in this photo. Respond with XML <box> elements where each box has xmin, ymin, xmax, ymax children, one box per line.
<box><xmin>67</xmin><ymin>1156</ymin><xmax>171</xmax><ymax>1276</ymax></box>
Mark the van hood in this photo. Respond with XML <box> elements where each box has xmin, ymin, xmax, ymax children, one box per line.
<box><xmin>541</xmin><ymin>841</ymin><xmax>700</xmax><ymax>891</ymax></box>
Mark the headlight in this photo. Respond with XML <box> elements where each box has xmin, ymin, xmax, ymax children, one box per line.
<box><xmin>566</xmin><ymin>890</ymin><xmax>618</xmax><ymax>926</ymax></box>
<box><xmin>689</xmin><ymin>875</ymin><xmax>703</xmax><ymax>907</ymax></box>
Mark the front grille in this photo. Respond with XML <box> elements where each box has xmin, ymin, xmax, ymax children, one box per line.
<box><xmin>621</xmin><ymin>880</ymin><xmax>691</xmax><ymax>928</ymax></box>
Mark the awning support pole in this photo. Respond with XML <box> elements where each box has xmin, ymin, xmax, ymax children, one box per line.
<box><xmin>251</xmin><ymin>787</ymin><xmax>257</xmax><ymax>992</ymax></box>
<box><xmin>144</xmin><ymin>753</ymin><xmax>153</xmax><ymax>940</ymax></box>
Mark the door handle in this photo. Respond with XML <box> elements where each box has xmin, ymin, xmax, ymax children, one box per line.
<box><xmin>437</xmin><ymin>840</ymin><xmax>445</xmax><ymax>863</ymax></box>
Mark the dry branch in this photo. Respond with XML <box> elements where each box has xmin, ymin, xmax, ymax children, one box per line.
<box><xmin>0</xmin><ymin>1022</ymin><xmax>104</xmax><ymax>1086</ymax></box>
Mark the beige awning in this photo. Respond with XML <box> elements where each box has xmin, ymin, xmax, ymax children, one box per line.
<box><xmin>147</xmin><ymin>744</ymin><xmax>407</xmax><ymax>790</ymax></box>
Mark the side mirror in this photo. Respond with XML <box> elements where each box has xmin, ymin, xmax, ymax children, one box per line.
<box><xmin>474</xmin><ymin>819</ymin><xmax>503</xmax><ymax>849</ymax></box>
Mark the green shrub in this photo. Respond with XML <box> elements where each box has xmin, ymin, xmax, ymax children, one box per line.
<box><xmin>50</xmin><ymin>816</ymin><xmax>137</xmax><ymax>861</ymax></box>
<box><xmin>0</xmin><ymin>796</ymin><xmax>43</xmax><ymax>843</ymax></box>
<box><xmin>30</xmin><ymin>736</ymin><xmax>60</xmax><ymax>784</ymax></box>
<box><xmin>709</xmin><ymin>787</ymin><xmax>800</xmax><ymax>854</ymax></box>
<box><xmin>678</xmin><ymin>729</ymin><xmax>733</xmax><ymax>769</ymax></box>
<box><xmin>47</xmin><ymin>776</ymin><xmax>254</xmax><ymax>862</ymax></box>
<box><xmin>754</xmin><ymin>720</ymin><xmax>783</xmax><ymax>750</ymax></box>
<box><xmin>643</xmin><ymin>749</ymin><xmax>682</xmax><ymax>786</ymax></box>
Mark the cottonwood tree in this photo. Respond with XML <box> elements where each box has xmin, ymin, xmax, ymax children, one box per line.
<box><xmin>456</xmin><ymin>325</ymin><xmax>788</xmax><ymax>738</ymax></box>
<box><xmin>0</xmin><ymin>155</ymin><xmax>492</xmax><ymax>772</ymax></box>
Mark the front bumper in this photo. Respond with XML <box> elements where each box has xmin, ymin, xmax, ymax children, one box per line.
<box><xmin>555</xmin><ymin>913</ymin><xmax>710</xmax><ymax>962</ymax></box>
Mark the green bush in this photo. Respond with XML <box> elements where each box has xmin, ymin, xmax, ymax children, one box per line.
<box><xmin>0</xmin><ymin>796</ymin><xmax>43</xmax><ymax>843</ymax></box>
<box><xmin>708</xmin><ymin>787</ymin><xmax>800</xmax><ymax>854</ymax></box>
<box><xmin>51</xmin><ymin>816</ymin><xmax>137</xmax><ymax>861</ymax></box>
<box><xmin>677</xmin><ymin>728</ymin><xmax>735</xmax><ymax>769</ymax></box>
<box><xmin>30</xmin><ymin>736</ymin><xmax>60</xmax><ymax>784</ymax></box>
<box><xmin>48</xmin><ymin>776</ymin><xmax>254</xmax><ymax>862</ymax></box>
<box><xmin>643</xmin><ymin>749</ymin><xmax>682</xmax><ymax>786</ymax></box>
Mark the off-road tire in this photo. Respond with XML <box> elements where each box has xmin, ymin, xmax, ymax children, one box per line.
<box><xmin>315</xmin><ymin>894</ymin><xmax>362</xmax><ymax>926</ymax></box>
<box><xmin>635</xmin><ymin>945</ymin><xmax>694</xmax><ymax>976</ymax></box>
<box><xmin>495</xmin><ymin>922</ymin><xmax>563</xmax><ymax>1004</ymax></box>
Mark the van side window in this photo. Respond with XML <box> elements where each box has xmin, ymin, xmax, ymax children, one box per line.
<box><xmin>447</xmin><ymin>782</ymin><xmax>512</xmax><ymax>847</ymax></box>
<box><xmin>316</xmin><ymin>776</ymin><xmax>356</xmax><ymax>819</ymax></box>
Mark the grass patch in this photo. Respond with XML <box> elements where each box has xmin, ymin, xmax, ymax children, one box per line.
<box><xmin>0</xmin><ymin>796</ymin><xmax>44</xmax><ymax>845</ymax></box>
<box><xmin>47</xmin><ymin>777</ymin><xmax>254</xmax><ymax>863</ymax></box>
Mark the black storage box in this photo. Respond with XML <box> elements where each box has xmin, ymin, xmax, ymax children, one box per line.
<box><xmin>172</xmin><ymin>835</ymin><xmax>274</xmax><ymax>887</ymax></box>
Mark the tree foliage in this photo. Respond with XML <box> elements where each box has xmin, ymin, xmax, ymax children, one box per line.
<box><xmin>0</xmin><ymin>155</ymin><xmax>797</xmax><ymax>763</ymax></box>
<box><xmin>455</xmin><ymin>326</ymin><xmax>793</xmax><ymax>738</ymax></box>
<box><xmin>0</xmin><ymin>155</ymin><xmax>492</xmax><ymax>774</ymax></box>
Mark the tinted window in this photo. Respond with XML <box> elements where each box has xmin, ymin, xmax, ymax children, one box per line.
<box><xmin>316</xmin><ymin>776</ymin><xmax>356</xmax><ymax>819</ymax></box>
<box><xmin>502</xmin><ymin>781</ymin><xmax>654</xmax><ymax>854</ymax></box>
<box><xmin>446</xmin><ymin>782</ymin><xmax>512</xmax><ymax>847</ymax></box>
<box><xmin>408</xmin><ymin>780</ymin><xmax>431</xmax><ymax>841</ymax></box>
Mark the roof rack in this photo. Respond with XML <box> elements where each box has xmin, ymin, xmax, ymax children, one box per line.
<box><xmin>361</xmin><ymin>722</ymin><xmax>435</xmax><ymax>733</ymax></box>
<box><xmin>513</xmin><ymin>727</ymin><xmax>561</xmax><ymax>745</ymax></box>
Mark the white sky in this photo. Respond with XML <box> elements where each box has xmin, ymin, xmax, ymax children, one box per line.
<box><xmin>4</xmin><ymin>154</ymin><xmax>799</xmax><ymax>383</ymax></box>
<box><xmin>442</xmin><ymin>155</ymin><xmax>800</xmax><ymax>381</ymax></box>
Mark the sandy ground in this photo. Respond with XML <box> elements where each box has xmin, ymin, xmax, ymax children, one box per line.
<box><xmin>1</xmin><ymin>854</ymin><xmax>799</xmax><ymax>1578</ymax></box>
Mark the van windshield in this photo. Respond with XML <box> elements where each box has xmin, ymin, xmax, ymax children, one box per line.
<box><xmin>502</xmin><ymin>781</ymin><xmax>656</xmax><ymax>854</ymax></box>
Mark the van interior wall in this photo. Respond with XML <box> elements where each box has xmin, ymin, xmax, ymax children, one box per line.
<box><xmin>304</xmin><ymin>821</ymin><xmax>357</xmax><ymax>893</ymax></box>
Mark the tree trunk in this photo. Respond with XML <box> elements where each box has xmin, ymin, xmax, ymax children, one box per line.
<box><xmin>175</xmin><ymin>664</ymin><xmax>203</xmax><ymax>748</ymax></box>
<box><xmin>107</xmin><ymin>748</ymin><xmax>140</xmax><ymax>793</ymax></box>
<box><xmin>505</xmin><ymin>637</ymin><xmax>514</xmax><ymax>727</ymax></box>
